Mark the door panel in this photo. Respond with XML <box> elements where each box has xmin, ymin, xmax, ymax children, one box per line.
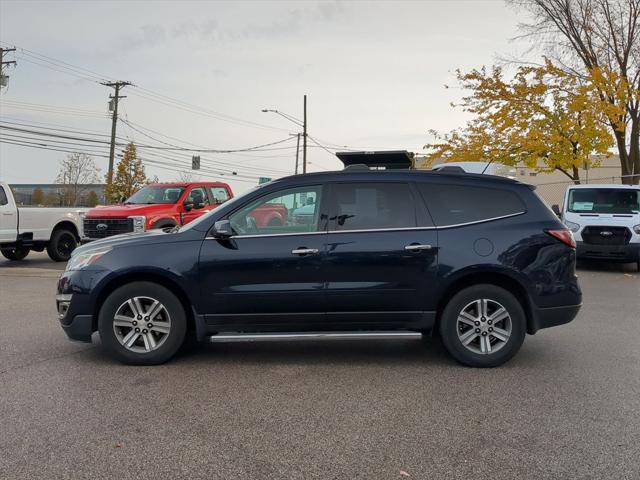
<box><xmin>198</xmin><ymin>184</ymin><xmax>327</xmax><ymax>330</ymax></box>
<box><xmin>324</xmin><ymin>182</ymin><xmax>438</xmax><ymax>328</ymax></box>
<box><xmin>325</xmin><ymin>230</ymin><xmax>438</xmax><ymax>323</ymax></box>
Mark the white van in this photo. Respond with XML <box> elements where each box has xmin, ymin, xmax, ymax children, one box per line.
<box><xmin>554</xmin><ymin>184</ymin><xmax>640</xmax><ymax>271</ymax></box>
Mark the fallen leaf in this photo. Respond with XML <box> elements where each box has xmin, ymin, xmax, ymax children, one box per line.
<box><xmin>113</xmin><ymin>442</ymin><xmax>123</xmax><ymax>448</ymax></box>
<box><xmin>400</xmin><ymin>471</ymin><xmax>410</xmax><ymax>477</ymax></box>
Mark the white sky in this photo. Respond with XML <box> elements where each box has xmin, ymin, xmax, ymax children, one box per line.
<box><xmin>0</xmin><ymin>0</ymin><xmax>534</xmax><ymax>194</ymax></box>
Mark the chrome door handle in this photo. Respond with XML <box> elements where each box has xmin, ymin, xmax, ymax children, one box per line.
<box><xmin>404</xmin><ymin>244</ymin><xmax>432</xmax><ymax>251</ymax></box>
<box><xmin>291</xmin><ymin>248</ymin><xmax>319</xmax><ymax>256</ymax></box>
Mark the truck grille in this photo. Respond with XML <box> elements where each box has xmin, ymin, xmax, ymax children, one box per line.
<box><xmin>582</xmin><ymin>226</ymin><xmax>631</xmax><ymax>246</ymax></box>
<box><xmin>84</xmin><ymin>218</ymin><xmax>133</xmax><ymax>239</ymax></box>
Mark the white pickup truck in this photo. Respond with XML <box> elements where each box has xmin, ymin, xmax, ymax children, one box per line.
<box><xmin>0</xmin><ymin>181</ymin><xmax>86</xmax><ymax>262</ymax></box>
<box><xmin>552</xmin><ymin>184</ymin><xmax>640</xmax><ymax>271</ymax></box>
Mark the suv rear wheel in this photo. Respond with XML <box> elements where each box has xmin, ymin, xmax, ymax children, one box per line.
<box><xmin>439</xmin><ymin>284</ymin><xmax>526</xmax><ymax>368</ymax></box>
<box><xmin>98</xmin><ymin>282</ymin><xmax>187</xmax><ymax>365</ymax></box>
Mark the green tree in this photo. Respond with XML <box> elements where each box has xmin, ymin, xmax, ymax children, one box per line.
<box><xmin>85</xmin><ymin>190</ymin><xmax>99</xmax><ymax>207</ymax></box>
<box><xmin>104</xmin><ymin>143</ymin><xmax>147</xmax><ymax>203</ymax></box>
<box><xmin>425</xmin><ymin>60</ymin><xmax>614</xmax><ymax>182</ymax></box>
<box><xmin>31</xmin><ymin>188</ymin><xmax>44</xmax><ymax>205</ymax></box>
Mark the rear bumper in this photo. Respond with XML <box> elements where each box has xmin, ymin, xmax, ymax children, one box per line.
<box><xmin>529</xmin><ymin>303</ymin><xmax>581</xmax><ymax>334</ymax></box>
<box><xmin>576</xmin><ymin>241</ymin><xmax>640</xmax><ymax>263</ymax></box>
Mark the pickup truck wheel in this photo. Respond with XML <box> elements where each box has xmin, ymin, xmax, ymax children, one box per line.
<box><xmin>46</xmin><ymin>229</ymin><xmax>77</xmax><ymax>262</ymax></box>
<box><xmin>98</xmin><ymin>282</ymin><xmax>187</xmax><ymax>365</ymax></box>
<box><xmin>1</xmin><ymin>246</ymin><xmax>30</xmax><ymax>261</ymax></box>
<box><xmin>439</xmin><ymin>284</ymin><xmax>526</xmax><ymax>368</ymax></box>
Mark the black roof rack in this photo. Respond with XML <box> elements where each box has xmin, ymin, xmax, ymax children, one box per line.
<box><xmin>336</xmin><ymin>150</ymin><xmax>414</xmax><ymax>170</ymax></box>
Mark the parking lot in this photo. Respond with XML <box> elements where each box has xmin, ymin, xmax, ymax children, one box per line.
<box><xmin>0</xmin><ymin>252</ymin><xmax>638</xmax><ymax>479</ymax></box>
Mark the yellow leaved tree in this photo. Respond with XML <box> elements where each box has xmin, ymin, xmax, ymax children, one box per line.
<box><xmin>104</xmin><ymin>143</ymin><xmax>148</xmax><ymax>204</ymax></box>
<box><xmin>425</xmin><ymin>60</ymin><xmax>614</xmax><ymax>183</ymax></box>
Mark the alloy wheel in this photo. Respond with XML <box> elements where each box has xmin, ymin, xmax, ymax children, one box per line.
<box><xmin>456</xmin><ymin>298</ymin><xmax>512</xmax><ymax>355</ymax></box>
<box><xmin>113</xmin><ymin>296</ymin><xmax>172</xmax><ymax>353</ymax></box>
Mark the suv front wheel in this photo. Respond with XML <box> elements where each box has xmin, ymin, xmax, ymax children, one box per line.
<box><xmin>439</xmin><ymin>284</ymin><xmax>526</xmax><ymax>368</ymax></box>
<box><xmin>98</xmin><ymin>282</ymin><xmax>187</xmax><ymax>365</ymax></box>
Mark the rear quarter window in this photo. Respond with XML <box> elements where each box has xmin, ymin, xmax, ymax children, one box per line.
<box><xmin>0</xmin><ymin>186</ymin><xmax>7</xmax><ymax>206</ymax></box>
<box><xmin>418</xmin><ymin>183</ymin><xmax>525</xmax><ymax>226</ymax></box>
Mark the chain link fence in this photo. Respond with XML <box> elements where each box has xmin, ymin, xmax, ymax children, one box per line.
<box><xmin>534</xmin><ymin>174</ymin><xmax>640</xmax><ymax>208</ymax></box>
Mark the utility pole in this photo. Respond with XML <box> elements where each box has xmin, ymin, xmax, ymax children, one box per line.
<box><xmin>0</xmin><ymin>47</ymin><xmax>17</xmax><ymax>90</ymax></box>
<box><xmin>294</xmin><ymin>133</ymin><xmax>301</xmax><ymax>174</ymax></box>
<box><xmin>303</xmin><ymin>94</ymin><xmax>307</xmax><ymax>174</ymax></box>
<box><xmin>102</xmin><ymin>81</ymin><xmax>131</xmax><ymax>185</ymax></box>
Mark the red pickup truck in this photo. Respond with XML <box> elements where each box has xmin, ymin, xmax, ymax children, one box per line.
<box><xmin>83</xmin><ymin>182</ymin><xmax>287</xmax><ymax>240</ymax></box>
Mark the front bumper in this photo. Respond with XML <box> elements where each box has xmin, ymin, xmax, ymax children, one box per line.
<box><xmin>56</xmin><ymin>268</ymin><xmax>109</xmax><ymax>343</ymax></box>
<box><xmin>60</xmin><ymin>314</ymin><xmax>94</xmax><ymax>342</ymax></box>
<box><xmin>576</xmin><ymin>241</ymin><xmax>640</xmax><ymax>263</ymax></box>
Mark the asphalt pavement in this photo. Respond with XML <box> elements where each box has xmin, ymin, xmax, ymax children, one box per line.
<box><xmin>0</xmin><ymin>252</ymin><xmax>639</xmax><ymax>479</ymax></box>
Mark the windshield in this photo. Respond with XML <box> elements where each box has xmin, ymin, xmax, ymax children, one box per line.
<box><xmin>178</xmin><ymin>185</ymin><xmax>262</xmax><ymax>232</ymax></box>
<box><xmin>568</xmin><ymin>188</ymin><xmax>640</xmax><ymax>214</ymax></box>
<box><xmin>125</xmin><ymin>186</ymin><xmax>185</xmax><ymax>205</ymax></box>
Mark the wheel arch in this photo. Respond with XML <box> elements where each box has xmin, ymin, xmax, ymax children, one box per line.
<box><xmin>52</xmin><ymin>220</ymin><xmax>80</xmax><ymax>241</ymax></box>
<box><xmin>436</xmin><ymin>270</ymin><xmax>535</xmax><ymax>334</ymax></box>
<box><xmin>92</xmin><ymin>271</ymin><xmax>196</xmax><ymax>334</ymax></box>
<box><xmin>149</xmin><ymin>218</ymin><xmax>178</xmax><ymax>229</ymax></box>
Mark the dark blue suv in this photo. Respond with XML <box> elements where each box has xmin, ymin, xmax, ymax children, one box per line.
<box><xmin>56</xmin><ymin>169</ymin><xmax>581</xmax><ymax>367</ymax></box>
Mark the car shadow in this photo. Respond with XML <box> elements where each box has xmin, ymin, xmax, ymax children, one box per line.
<box><xmin>577</xmin><ymin>260</ymin><xmax>638</xmax><ymax>274</ymax></box>
<box><xmin>173</xmin><ymin>336</ymin><xmax>461</xmax><ymax>368</ymax></box>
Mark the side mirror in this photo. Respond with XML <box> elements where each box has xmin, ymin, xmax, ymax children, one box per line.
<box><xmin>183</xmin><ymin>201</ymin><xmax>194</xmax><ymax>212</ymax></box>
<box><xmin>120</xmin><ymin>196</ymin><xmax>127</xmax><ymax>204</ymax></box>
<box><xmin>212</xmin><ymin>220</ymin><xmax>233</xmax><ymax>238</ymax></box>
<box><xmin>551</xmin><ymin>204</ymin><xmax>561</xmax><ymax>217</ymax></box>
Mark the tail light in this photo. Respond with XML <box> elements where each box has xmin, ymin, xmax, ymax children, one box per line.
<box><xmin>546</xmin><ymin>229</ymin><xmax>576</xmax><ymax>248</ymax></box>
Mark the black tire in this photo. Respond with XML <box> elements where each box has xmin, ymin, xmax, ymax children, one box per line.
<box><xmin>439</xmin><ymin>284</ymin><xmax>526</xmax><ymax>368</ymax></box>
<box><xmin>98</xmin><ymin>282</ymin><xmax>187</xmax><ymax>365</ymax></box>
<box><xmin>1</xmin><ymin>246</ymin><xmax>30</xmax><ymax>261</ymax></box>
<box><xmin>46</xmin><ymin>228</ymin><xmax>77</xmax><ymax>262</ymax></box>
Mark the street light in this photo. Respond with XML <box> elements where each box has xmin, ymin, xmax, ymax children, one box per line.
<box><xmin>261</xmin><ymin>95</ymin><xmax>307</xmax><ymax>173</ymax></box>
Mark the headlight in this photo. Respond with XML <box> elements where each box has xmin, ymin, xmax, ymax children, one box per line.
<box><xmin>564</xmin><ymin>220</ymin><xmax>580</xmax><ymax>232</ymax></box>
<box><xmin>65</xmin><ymin>247</ymin><xmax>111</xmax><ymax>271</ymax></box>
<box><xmin>633</xmin><ymin>224</ymin><xmax>640</xmax><ymax>234</ymax></box>
<box><xmin>129</xmin><ymin>215</ymin><xmax>146</xmax><ymax>233</ymax></box>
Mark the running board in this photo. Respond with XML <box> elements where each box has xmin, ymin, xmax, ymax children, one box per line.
<box><xmin>208</xmin><ymin>331</ymin><xmax>422</xmax><ymax>343</ymax></box>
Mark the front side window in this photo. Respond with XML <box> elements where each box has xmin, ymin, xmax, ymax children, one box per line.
<box><xmin>419</xmin><ymin>184</ymin><xmax>525</xmax><ymax>226</ymax></box>
<box><xmin>186</xmin><ymin>187</ymin><xmax>210</xmax><ymax>206</ymax></box>
<box><xmin>125</xmin><ymin>186</ymin><xmax>185</xmax><ymax>205</ymax></box>
<box><xmin>567</xmin><ymin>188</ymin><xmax>640</xmax><ymax>214</ymax></box>
<box><xmin>228</xmin><ymin>186</ymin><xmax>323</xmax><ymax>236</ymax></box>
<box><xmin>331</xmin><ymin>183</ymin><xmax>416</xmax><ymax>231</ymax></box>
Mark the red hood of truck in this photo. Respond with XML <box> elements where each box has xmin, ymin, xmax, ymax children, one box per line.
<box><xmin>85</xmin><ymin>204</ymin><xmax>177</xmax><ymax>218</ymax></box>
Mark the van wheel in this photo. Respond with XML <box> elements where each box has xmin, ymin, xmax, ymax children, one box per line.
<box><xmin>1</xmin><ymin>246</ymin><xmax>30</xmax><ymax>261</ymax></box>
<box><xmin>439</xmin><ymin>284</ymin><xmax>526</xmax><ymax>368</ymax></box>
<box><xmin>47</xmin><ymin>228</ymin><xmax>77</xmax><ymax>262</ymax></box>
<box><xmin>98</xmin><ymin>282</ymin><xmax>187</xmax><ymax>365</ymax></box>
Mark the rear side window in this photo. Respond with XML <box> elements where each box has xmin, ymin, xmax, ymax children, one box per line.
<box><xmin>0</xmin><ymin>186</ymin><xmax>7</xmax><ymax>206</ymax></box>
<box><xmin>331</xmin><ymin>183</ymin><xmax>416</xmax><ymax>230</ymax></box>
<box><xmin>209</xmin><ymin>186</ymin><xmax>230</xmax><ymax>204</ymax></box>
<box><xmin>418</xmin><ymin>183</ymin><xmax>525</xmax><ymax>226</ymax></box>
